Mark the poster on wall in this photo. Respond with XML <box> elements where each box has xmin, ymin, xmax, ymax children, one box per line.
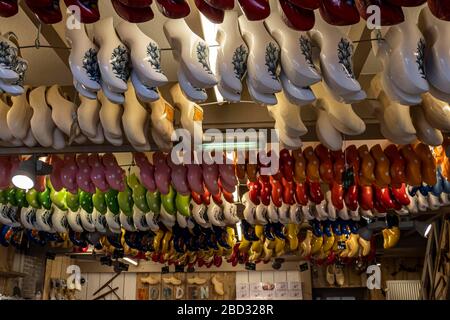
<box><xmin>236</xmin><ymin>283</ymin><xmax>250</xmax><ymax>300</ymax></box>
<box><xmin>237</xmin><ymin>281</ymin><xmax>302</xmax><ymax>300</ymax></box>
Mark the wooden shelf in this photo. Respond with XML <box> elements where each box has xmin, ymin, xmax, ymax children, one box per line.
<box><xmin>0</xmin><ymin>271</ymin><xmax>27</xmax><ymax>278</ymax></box>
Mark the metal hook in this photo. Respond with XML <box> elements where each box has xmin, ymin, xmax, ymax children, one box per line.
<box><xmin>35</xmin><ymin>21</ymin><xmax>42</xmax><ymax>49</ymax></box>
<box><xmin>375</xmin><ymin>30</ymin><xmax>383</xmax><ymax>44</ymax></box>
<box><xmin>4</xmin><ymin>31</ymin><xmax>19</xmax><ymax>43</ymax></box>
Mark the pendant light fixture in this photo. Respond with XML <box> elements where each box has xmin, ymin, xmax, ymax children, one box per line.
<box><xmin>11</xmin><ymin>155</ymin><xmax>53</xmax><ymax>190</ymax></box>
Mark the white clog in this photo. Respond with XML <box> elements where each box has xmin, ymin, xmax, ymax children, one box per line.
<box><xmin>98</xmin><ymin>90</ymin><xmax>123</xmax><ymax>140</ymax></box>
<box><xmin>177</xmin><ymin>66</ymin><xmax>208</xmax><ymax>102</ymax></box>
<box><xmin>0</xmin><ymin>35</ymin><xmax>19</xmax><ymax>82</ymax></box>
<box><xmin>147</xmin><ymin>95</ymin><xmax>175</xmax><ymax>142</ymax></box>
<box><xmin>101</xmin><ymin>81</ymin><xmax>125</xmax><ymax>104</ymax></box>
<box><xmin>7</xmin><ymin>86</ymin><xmax>32</xmax><ymax>140</ymax></box>
<box><xmin>35</xmin><ymin>208</ymin><xmax>55</xmax><ymax>233</ymax></box>
<box><xmin>105</xmin><ymin>210</ymin><xmax>121</xmax><ymax>233</ymax></box>
<box><xmin>372</xmin><ymin>21</ymin><xmax>428</xmax><ymax>97</ymax></box>
<box><xmin>92</xmin><ymin>209</ymin><xmax>107</xmax><ymax>233</ymax></box>
<box><xmin>122</xmin><ymin>81</ymin><xmax>150</xmax><ymax>147</ymax></box>
<box><xmin>0</xmin><ymin>78</ymin><xmax>23</xmax><ymax>96</ymax></box>
<box><xmin>0</xmin><ymin>97</ymin><xmax>14</xmax><ymax>142</ymax></box>
<box><xmin>274</xmin><ymin>122</ymin><xmax>303</xmax><ymax>150</ymax></box>
<box><xmin>239</xmin><ymin>15</ymin><xmax>281</xmax><ymax>94</ymax></box>
<box><xmin>163</xmin><ymin>18</ymin><xmax>217</xmax><ymax>88</ymax></box>
<box><xmin>246</xmin><ymin>77</ymin><xmax>277</xmax><ymax>105</ymax></box>
<box><xmin>216</xmin><ymin>10</ymin><xmax>248</xmax><ymax>95</ymax></box>
<box><xmin>265</xmin><ymin>10</ymin><xmax>321</xmax><ymax>88</ymax></box>
<box><xmin>29</xmin><ymin>86</ymin><xmax>55</xmax><ymax>147</ymax></box>
<box><xmin>278</xmin><ymin>202</ymin><xmax>291</xmax><ymax>224</ymax></box>
<box><xmin>66</xmin><ymin>23</ymin><xmax>101</xmax><ymax>92</ymax></box>
<box><xmin>315</xmin><ymin>108</ymin><xmax>343</xmax><ymax>151</ymax></box>
<box><xmin>46</xmin><ymin>85</ymin><xmax>80</xmax><ymax>138</ymax></box>
<box><xmin>20</xmin><ymin>207</ymin><xmax>36</xmax><ymax>230</ymax></box>
<box><xmin>279</xmin><ymin>71</ymin><xmax>316</xmax><ymax>106</ymax></box>
<box><xmin>170</xmin><ymin>82</ymin><xmax>204</xmax><ymax>145</ymax></box>
<box><xmin>52</xmin><ymin>206</ymin><xmax>68</xmax><ymax>233</ymax></box>
<box><xmin>22</xmin><ymin>128</ymin><xmax>37</xmax><ymax>147</ymax></box>
<box><xmin>314</xmin><ymin>96</ymin><xmax>365</xmax><ymax>136</ymax></box>
<box><xmin>130</xmin><ymin>70</ymin><xmax>159</xmax><ymax>102</ymax></box>
<box><xmin>116</xmin><ymin>21</ymin><xmax>167</xmax><ymax>87</ymax></box>
<box><xmin>119</xmin><ymin>212</ymin><xmax>136</xmax><ymax>232</ymax></box>
<box><xmin>368</xmin><ymin>74</ymin><xmax>417</xmax><ymax>142</ymax></box>
<box><xmin>421</xmin><ymin>93</ymin><xmax>450</xmax><ymax>131</ymax></box>
<box><xmin>268</xmin><ymin>92</ymin><xmax>307</xmax><ymax>137</ymax></box>
<box><xmin>325</xmin><ymin>190</ymin><xmax>336</xmax><ymax>221</ymax></box>
<box><xmin>77</xmin><ymin>93</ymin><xmax>100</xmax><ymax>139</ymax></box>
<box><xmin>242</xmin><ymin>192</ymin><xmax>257</xmax><ymax>225</ymax></box>
<box><xmin>145</xmin><ymin>211</ymin><xmax>160</xmax><ymax>232</ymax></box>
<box><xmin>93</xmin><ymin>17</ymin><xmax>130</xmax><ymax>93</ymax></box>
<box><xmin>217</xmin><ymin>80</ymin><xmax>241</xmax><ymax>103</ymax></box>
<box><xmin>309</xmin><ymin>21</ymin><xmax>362</xmax><ymax>98</ymax></box>
<box><xmin>419</xmin><ymin>6</ymin><xmax>450</xmax><ymax>96</ymax></box>
<box><xmin>410</xmin><ymin>104</ymin><xmax>443</xmax><ymax>146</ymax></box>
<box><xmin>74</xmin><ymin>79</ymin><xmax>98</xmax><ymax>99</ymax></box>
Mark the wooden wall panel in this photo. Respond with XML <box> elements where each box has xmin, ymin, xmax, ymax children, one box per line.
<box><xmin>123</xmin><ymin>273</ymin><xmax>137</xmax><ymax>300</ymax></box>
<box><xmin>86</xmin><ymin>273</ymin><xmax>101</xmax><ymax>300</ymax></box>
<box><xmin>369</xmin><ymin>257</ymin><xmax>423</xmax><ymax>300</ymax></box>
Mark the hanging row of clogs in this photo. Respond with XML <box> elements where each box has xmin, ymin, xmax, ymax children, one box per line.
<box><xmin>1</xmin><ymin>1</ymin><xmax>449</xmax><ymax>25</ymax></box>
<box><xmin>1</xmin><ymin>141</ymin><xmax>449</xmax><ymax>231</ymax></box>
<box><xmin>0</xmin><ymin>80</ymin><xmax>204</xmax><ymax>151</ymax></box>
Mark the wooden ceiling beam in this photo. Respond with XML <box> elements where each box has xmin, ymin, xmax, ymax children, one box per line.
<box><xmin>349</xmin><ymin>24</ymin><xmax>374</xmax><ymax>79</ymax></box>
<box><xmin>19</xmin><ymin>2</ymin><xmax>70</xmax><ymax>69</ymax></box>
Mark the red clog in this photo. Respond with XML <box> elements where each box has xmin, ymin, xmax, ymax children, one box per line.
<box><xmin>156</xmin><ymin>0</ymin><xmax>190</xmax><ymax>19</ymax></box>
<box><xmin>344</xmin><ymin>184</ymin><xmax>358</xmax><ymax>211</ymax></box>
<box><xmin>64</xmin><ymin>0</ymin><xmax>100</xmax><ymax>24</ymax></box>
<box><xmin>25</xmin><ymin>0</ymin><xmax>62</xmax><ymax>24</ymax></box>
<box><xmin>238</xmin><ymin>0</ymin><xmax>271</xmax><ymax>21</ymax></box>
<box><xmin>194</xmin><ymin>0</ymin><xmax>224</xmax><ymax>23</ymax></box>
<box><xmin>279</xmin><ymin>0</ymin><xmax>315</xmax><ymax>31</ymax></box>
<box><xmin>331</xmin><ymin>182</ymin><xmax>345</xmax><ymax>210</ymax></box>
<box><xmin>359</xmin><ymin>185</ymin><xmax>374</xmax><ymax>210</ymax></box>
<box><xmin>270</xmin><ymin>176</ymin><xmax>283</xmax><ymax>207</ymax></box>
<box><xmin>386</xmin><ymin>0</ymin><xmax>426</xmax><ymax>6</ymax></box>
<box><xmin>294</xmin><ymin>182</ymin><xmax>308</xmax><ymax>205</ymax></box>
<box><xmin>0</xmin><ymin>0</ymin><xmax>18</xmax><ymax>17</ymax></box>
<box><xmin>118</xmin><ymin>0</ymin><xmax>153</xmax><ymax>7</ymax></box>
<box><xmin>112</xmin><ymin>0</ymin><xmax>154</xmax><ymax>22</ymax></box>
<box><xmin>287</xmin><ymin>0</ymin><xmax>320</xmax><ymax>10</ymax></box>
<box><xmin>428</xmin><ymin>0</ymin><xmax>450</xmax><ymax>21</ymax></box>
<box><xmin>281</xmin><ymin>177</ymin><xmax>295</xmax><ymax>205</ymax></box>
<box><xmin>319</xmin><ymin>0</ymin><xmax>360</xmax><ymax>26</ymax></box>
<box><xmin>205</xmin><ymin>0</ymin><xmax>234</xmax><ymax>10</ymax></box>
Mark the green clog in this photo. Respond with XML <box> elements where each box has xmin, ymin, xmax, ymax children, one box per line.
<box><xmin>6</xmin><ymin>188</ymin><xmax>18</xmax><ymax>206</ymax></box>
<box><xmin>38</xmin><ymin>187</ymin><xmax>52</xmax><ymax>210</ymax></box>
<box><xmin>50</xmin><ymin>188</ymin><xmax>67</xmax><ymax>211</ymax></box>
<box><xmin>66</xmin><ymin>192</ymin><xmax>80</xmax><ymax>212</ymax></box>
<box><xmin>175</xmin><ymin>193</ymin><xmax>191</xmax><ymax>217</ymax></box>
<box><xmin>118</xmin><ymin>185</ymin><xmax>134</xmax><ymax>216</ymax></box>
<box><xmin>79</xmin><ymin>191</ymin><xmax>94</xmax><ymax>214</ymax></box>
<box><xmin>105</xmin><ymin>189</ymin><xmax>120</xmax><ymax>215</ymax></box>
<box><xmin>26</xmin><ymin>189</ymin><xmax>41</xmax><ymax>209</ymax></box>
<box><xmin>146</xmin><ymin>190</ymin><xmax>161</xmax><ymax>215</ymax></box>
<box><xmin>0</xmin><ymin>190</ymin><xmax>7</xmax><ymax>204</ymax></box>
<box><xmin>15</xmin><ymin>189</ymin><xmax>29</xmax><ymax>208</ymax></box>
<box><xmin>92</xmin><ymin>189</ymin><xmax>107</xmax><ymax>214</ymax></box>
<box><xmin>161</xmin><ymin>185</ymin><xmax>176</xmax><ymax>215</ymax></box>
